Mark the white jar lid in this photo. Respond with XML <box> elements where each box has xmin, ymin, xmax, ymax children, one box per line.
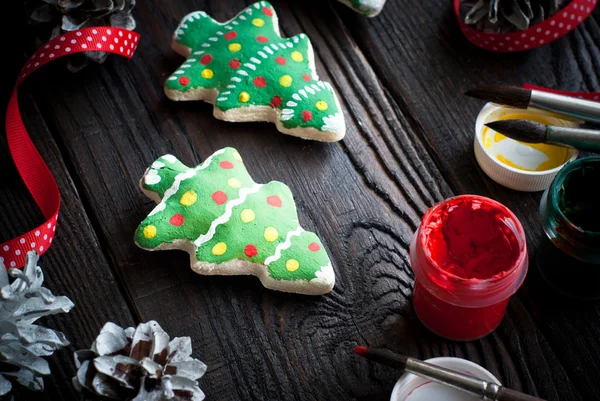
<box><xmin>474</xmin><ymin>103</ymin><xmax>580</xmax><ymax>192</ymax></box>
<box><xmin>390</xmin><ymin>357</ymin><xmax>501</xmax><ymax>401</ymax></box>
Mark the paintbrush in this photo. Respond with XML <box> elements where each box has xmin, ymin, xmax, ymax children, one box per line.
<box><xmin>353</xmin><ymin>346</ymin><xmax>545</xmax><ymax>401</ymax></box>
<box><xmin>465</xmin><ymin>84</ymin><xmax>600</xmax><ymax>124</ymax></box>
<box><xmin>485</xmin><ymin>120</ymin><xmax>600</xmax><ymax>152</ymax></box>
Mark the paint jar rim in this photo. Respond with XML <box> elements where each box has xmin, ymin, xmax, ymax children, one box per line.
<box><xmin>541</xmin><ymin>157</ymin><xmax>600</xmax><ymax>263</ymax></box>
<box><xmin>411</xmin><ymin>195</ymin><xmax>528</xmax><ymax>307</ymax></box>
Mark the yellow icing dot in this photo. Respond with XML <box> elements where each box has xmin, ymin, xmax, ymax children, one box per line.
<box><xmin>316</xmin><ymin>100</ymin><xmax>328</xmax><ymax>111</ymax></box>
<box><xmin>180</xmin><ymin>190</ymin><xmax>198</xmax><ymax>206</ymax></box>
<box><xmin>239</xmin><ymin>91</ymin><xmax>250</xmax><ymax>103</ymax></box>
<box><xmin>252</xmin><ymin>18</ymin><xmax>265</xmax><ymax>27</ymax></box>
<box><xmin>291</xmin><ymin>51</ymin><xmax>303</xmax><ymax>62</ymax></box>
<box><xmin>228</xmin><ymin>43</ymin><xmax>242</xmax><ymax>52</ymax></box>
<box><xmin>143</xmin><ymin>225</ymin><xmax>157</xmax><ymax>239</ymax></box>
<box><xmin>286</xmin><ymin>259</ymin><xmax>300</xmax><ymax>272</ymax></box>
<box><xmin>241</xmin><ymin>209</ymin><xmax>256</xmax><ymax>223</ymax></box>
<box><xmin>228</xmin><ymin>178</ymin><xmax>242</xmax><ymax>188</ymax></box>
<box><xmin>264</xmin><ymin>226</ymin><xmax>278</xmax><ymax>242</ymax></box>
<box><xmin>232</xmin><ymin>151</ymin><xmax>243</xmax><ymax>162</ymax></box>
<box><xmin>279</xmin><ymin>75</ymin><xmax>293</xmax><ymax>87</ymax></box>
<box><xmin>212</xmin><ymin>242</ymin><xmax>227</xmax><ymax>256</ymax></box>
<box><xmin>201</xmin><ymin>68</ymin><xmax>214</xmax><ymax>79</ymax></box>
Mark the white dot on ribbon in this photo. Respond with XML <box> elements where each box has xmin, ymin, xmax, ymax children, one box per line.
<box><xmin>39</xmin><ymin>246</ymin><xmax>44</xmax><ymax>252</ymax></box>
<box><xmin>110</xmin><ymin>44</ymin><xmax>114</xmax><ymax>50</ymax></box>
<box><xmin>35</xmin><ymin>231</ymin><xmax>40</xmax><ymax>236</ymax></box>
<box><xmin>15</xmin><ymin>250</ymin><xmax>20</xmax><ymax>256</ymax></box>
<box><xmin>87</xmin><ymin>36</ymin><xmax>93</xmax><ymax>41</ymax></box>
<box><xmin>102</xmin><ymin>36</ymin><xmax>107</xmax><ymax>42</ymax></box>
<box><xmin>55</xmin><ymin>45</ymin><xmax>60</xmax><ymax>49</ymax></box>
<box><xmin>120</xmin><ymin>46</ymin><xmax>124</xmax><ymax>52</ymax></box>
<box><xmin>66</xmin><ymin>47</ymin><xmax>71</xmax><ymax>52</ymax></box>
<box><xmin>76</xmin><ymin>32</ymin><xmax>82</xmax><ymax>36</ymax></box>
<box><xmin>30</xmin><ymin>242</ymin><xmax>36</xmax><ymax>248</ymax></box>
<box><xmin>2</xmin><ymin>245</ymin><xmax>8</xmax><ymax>251</ymax></box>
<box><xmin>49</xmin><ymin>238</ymin><xmax>53</xmax><ymax>244</ymax></box>
<box><xmin>19</xmin><ymin>238</ymin><xmax>25</xmax><ymax>244</ymax></box>
<box><xmin>10</xmin><ymin>262</ymin><xmax>15</xmax><ymax>267</ymax></box>
<box><xmin>45</xmin><ymin>44</ymin><xmax>50</xmax><ymax>49</ymax></box>
<box><xmin>82</xmin><ymin>44</ymin><xmax>87</xmax><ymax>49</ymax></box>
<box><xmin>119</xmin><ymin>31</ymin><xmax>123</xmax><ymax>37</ymax></box>
<box><xmin>97</xmin><ymin>43</ymin><xmax>102</xmax><ymax>48</ymax></box>
<box><xmin>60</xmin><ymin>37</ymin><xmax>65</xmax><ymax>41</ymax></box>
<box><xmin>128</xmin><ymin>33</ymin><xmax>132</xmax><ymax>39</ymax></box>
<box><xmin>71</xmin><ymin>39</ymin><xmax>77</xmax><ymax>44</ymax></box>
<box><xmin>92</xmin><ymin>29</ymin><xmax>98</xmax><ymax>34</ymax></box>
<box><xmin>43</xmin><ymin>234</ymin><xmax>48</xmax><ymax>240</ymax></box>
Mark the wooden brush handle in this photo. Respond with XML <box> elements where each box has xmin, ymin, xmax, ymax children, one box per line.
<box><xmin>497</xmin><ymin>387</ymin><xmax>546</xmax><ymax>401</ymax></box>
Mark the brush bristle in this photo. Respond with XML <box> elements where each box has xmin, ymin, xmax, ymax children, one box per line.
<box><xmin>465</xmin><ymin>84</ymin><xmax>532</xmax><ymax>109</ymax></box>
<box><xmin>485</xmin><ymin>120</ymin><xmax>548</xmax><ymax>143</ymax></box>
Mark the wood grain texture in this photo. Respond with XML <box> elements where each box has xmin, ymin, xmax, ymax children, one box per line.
<box><xmin>2</xmin><ymin>0</ymin><xmax>599</xmax><ymax>400</ymax></box>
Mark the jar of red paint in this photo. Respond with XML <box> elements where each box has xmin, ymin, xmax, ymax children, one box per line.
<box><xmin>410</xmin><ymin>195</ymin><xmax>528</xmax><ymax>341</ymax></box>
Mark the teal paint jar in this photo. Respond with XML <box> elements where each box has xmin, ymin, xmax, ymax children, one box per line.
<box><xmin>539</xmin><ymin>157</ymin><xmax>600</xmax><ymax>264</ymax></box>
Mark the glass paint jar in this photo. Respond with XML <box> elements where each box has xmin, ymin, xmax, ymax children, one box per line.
<box><xmin>410</xmin><ymin>195</ymin><xmax>528</xmax><ymax>341</ymax></box>
<box><xmin>539</xmin><ymin>157</ymin><xmax>600</xmax><ymax>264</ymax></box>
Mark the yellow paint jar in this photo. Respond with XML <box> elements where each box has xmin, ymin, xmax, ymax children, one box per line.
<box><xmin>474</xmin><ymin>103</ymin><xmax>580</xmax><ymax>192</ymax></box>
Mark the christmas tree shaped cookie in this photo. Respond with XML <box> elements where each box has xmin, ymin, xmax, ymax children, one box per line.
<box><xmin>164</xmin><ymin>1</ymin><xmax>345</xmax><ymax>142</ymax></box>
<box><xmin>134</xmin><ymin>148</ymin><xmax>335</xmax><ymax>295</ymax></box>
<box><xmin>338</xmin><ymin>0</ymin><xmax>387</xmax><ymax>17</ymax></box>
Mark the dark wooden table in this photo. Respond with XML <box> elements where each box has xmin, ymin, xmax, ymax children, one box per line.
<box><xmin>2</xmin><ymin>1</ymin><xmax>599</xmax><ymax>400</ymax></box>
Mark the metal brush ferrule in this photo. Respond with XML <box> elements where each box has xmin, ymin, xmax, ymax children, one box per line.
<box><xmin>530</xmin><ymin>91</ymin><xmax>600</xmax><ymax>124</ymax></box>
<box><xmin>405</xmin><ymin>358</ymin><xmax>501</xmax><ymax>400</ymax></box>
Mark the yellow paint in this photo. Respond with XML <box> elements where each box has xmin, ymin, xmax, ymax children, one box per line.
<box><xmin>228</xmin><ymin>43</ymin><xmax>242</xmax><ymax>52</ymax></box>
<box><xmin>264</xmin><ymin>226</ymin><xmax>279</xmax><ymax>242</ymax></box>
<box><xmin>212</xmin><ymin>242</ymin><xmax>227</xmax><ymax>256</ymax></box>
<box><xmin>201</xmin><ymin>68</ymin><xmax>214</xmax><ymax>79</ymax></box>
<box><xmin>286</xmin><ymin>259</ymin><xmax>300</xmax><ymax>272</ymax></box>
<box><xmin>279</xmin><ymin>75</ymin><xmax>293</xmax><ymax>87</ymax></box>
<box><xmin>228</xmin><ymin>178</ymin><xmax>242</xmax><ymax>188</ymax></box>
<box><xmin>240</xmin><ymin>209</ymin><xmax>256</xmax><ymax>223</ymax></box>
<box><xmin>483</xmin><ymin>112</ymin><xmax>570</xmax><ymax>172</ymax></box>
<box><xmin>143</xmin><ymin>225</ymin><xmax>157</xmax><ymax>239</ymax></box>
<box><xmin>316</xmin><ymin>100</ymin><xmax>328</xmax><ymax>111</ymax></box>
<box><xmin>239</xmin><ymin>91</ymin><xmax>250</xmax><ymax>103</ymax></box>
<box><xmin>252</xmin><ymin>18</ymin><xmax>265</xmax><ymax>27</ymax></box>
<box><xmin>180</xmin><ymin>190</ymin><xmax>198</xmax><ymax>206</ymax></box>
<box><xmin>291</xmin><ymin>51</ymin><xmax>304</xmax><ymax>62</ymax></box>
<box><xmin>232</xmin><ymin>151</ymin><xmax>243</xmax><ymax>162</ymax></box>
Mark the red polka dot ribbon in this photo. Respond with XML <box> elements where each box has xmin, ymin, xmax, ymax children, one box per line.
<box><xmin>455</xmin><ymin>0</ymin><xmax>597</xmax><ymax>52</ymax></box>
<box><xmin>1</xmin><ymin>27</ymin><xmax>140</xmax><ymax>269</ymax></box>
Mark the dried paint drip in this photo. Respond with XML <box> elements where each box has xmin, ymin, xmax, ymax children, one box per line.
<box><xmin>483</xmin><ymin>113</ymin><xmax>571</xmax><ymax>172</ymax></box>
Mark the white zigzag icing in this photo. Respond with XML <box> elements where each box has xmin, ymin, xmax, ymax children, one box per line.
<box><xmin>264</xmin><ymin>226</ymin><xmax>305</xmax><ymax>265</ymax></box>
<box><xmin>148</xmin><ymin>149</ymin><xmax>225</xmax><ymax>217</ymax></box>
<box><xmin>194</xmin><ymin>183</ymin><xmax>264</xmax><ymax>246</ymax></box>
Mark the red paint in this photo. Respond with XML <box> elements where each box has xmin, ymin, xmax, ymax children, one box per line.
<box><xmin>263</xmin><ymin>7</ymin><xmax>273</xmax><ymax>16</ymax></box>
<box><xmin>267</xmin><ymin>195</ymin><xmax>282</xmax><ymax>207</ymax></box>
<box><xmin>178</xmin><ymin>76</ymin><xmax>190</xmax><ymax>85</ymax></box>
<box><xmin>212</xmin><ymin>191</ymin><xmax>228</xmax><ymax>205</ymax></box>
<box><xmin>353</xmin><ymin>346</ymin><xmax>368</xmax><ymax>357</ymax></box>
<box><xmin>200</xmin><ymin>54</ymin><xmax>212</xmax><ymax>65</ymax></box>
<box><xmin>244</xmin><ymin>244</ymin><xmax>258</xmax><ymax>258</ymax></box>
<box><xmin>169</xmin><ymin>214</ymin><xmax>184</xmax><ymax>226</ymax></box>
<box><xmin>253</xmin><ymin>76</ymin><xmax>267</xmax><ymax>88</ymax></box>
<box><xmin>302</xmin><ymin>74</ymin><xmax>312</xmax><ymax>82</ymax></box>
<box><xmin>302</xmin><ymin>110</ymin><xmax>313</xmax><ymax>122</ymax></box>
<box><xmin>275</xmin><ymin>56</ymin><xmax>286</xmax><ymax>65</ymax></box>
<box><xmin>270</xmin><ymin>96</ymin><xmax>282</xmax><ymax>108</ymax></box>
<box><xmin>224</xmin><ymin>31</ymin><xmax>237</xmax><ymax>40</ymax></box>
<box><xmin>229</xmin><ymin>59</ymin><xmax>241</xmax><ymax>69</ymax></box>
<box><xmin>410</xmin><ymin>195</ymin><xmax>528</xmax><ymax>341</ymax></box>
<box><xmin>256</xmin><ymin>35</ymin><xmax>269</xmax><ymax>43</ymax></box>
<box><xmin>219</xmin><ymin>161</ymin><xmax>234</xmax><ymax>169</ymax></box>
<box><xmin>308</xmin><ymin>242</ymin><xmax>321</xmax><ymax>252</ymax></box>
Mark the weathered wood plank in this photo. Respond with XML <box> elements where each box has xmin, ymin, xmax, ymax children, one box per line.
<box><xmin>11</xmin><ymin>0</ymin><xmax>599</xmax><ymax>400</ymax></box>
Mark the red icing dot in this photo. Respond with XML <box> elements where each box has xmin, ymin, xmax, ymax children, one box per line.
<box><xmin>200</xmin><ymin>54</ymin><xmax>212</xmax><ymax>65</ymax></box>
<box><xmin>308</xmin><ymin>242</ymin><xmax>321</xmax><ymax>252</ymax></box>
<box><xmin>275</xmin><ymin>56</ymin><xmax>287</xmax><ymax>65</ymax></box>
<box><xmin>212</xmin><ymin>191</ymin><xmax>228</xmax><ymax>205</ymax></box>
<box><xmin>178</xmin><ymin>76</ymin><xmax>190</xmax><ymax>85</ymax></box>
<box><xmin>302</xmin><ymin>110</ymin><xmax>313</xmax><ymax>122</ymax></box>
<box><xmin>224</xmin><ymin>31</ymin><xmax>237</xmax><ymax>40</ymax></box>
<box><xmin>256</xmin><ymin>36</ymin><xmax>269</xmax><ymax>43</ymax></box>
<box><xmin>169</xmin><ymin>214</ymin><xmax>185</xmax><ymax>226</ymax></box>
<box><xmin>229</xmin><ymin>59</ymin><xmax>241</xmax><ymax>69</ymax></box>
<box><xmin>220</xmin><ymin>160</ymin><xmax>234</xmax><ymax>169</ymax></box>
<box><xmin>267</xmin><ymin>195</ymin><xmax>282</xmax><ymax>208</ymax></box>
<box><xmin>270</xmin><ymin>96</ymin><xmax>282</xmax><ymax>108</ymax></box>
<box><xmin>263</xmin><ymin>7</ymin><xmax>273</xmax><ymax>16</ymax></box>
<box><xmin>244</xmin><ymin>244</ymin><xmax>258</xmax><ymax>258</ymax></box>
<box><xmin>253</xmin><ymin>76</ymin><xmax>267</xmax><ymax>88</ymax></box>
<box><xmin>302</xmin><ymin>74</ymin><xmax>312</xmax><ymax>82</ymax></box>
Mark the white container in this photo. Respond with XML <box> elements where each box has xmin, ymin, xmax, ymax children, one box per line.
<box><xmin>474</xmin><ymin>103</ymin><xmax>580</xmax><ymax>192</ymax></box>
<box><xmin>390</xmin><ymin>357</ymin><xmax>501</xmax><ymax>401</ymax></box>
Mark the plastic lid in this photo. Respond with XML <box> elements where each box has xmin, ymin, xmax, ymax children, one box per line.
<box><xmin>390</xmin><ymin>357</ymin><xmax>501</xmax><ymax>401</ymax></box>
<box><xmin>474</xmin><ymin>103</ymin><xmax>580</xmax><ymax>192</ymax></box>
